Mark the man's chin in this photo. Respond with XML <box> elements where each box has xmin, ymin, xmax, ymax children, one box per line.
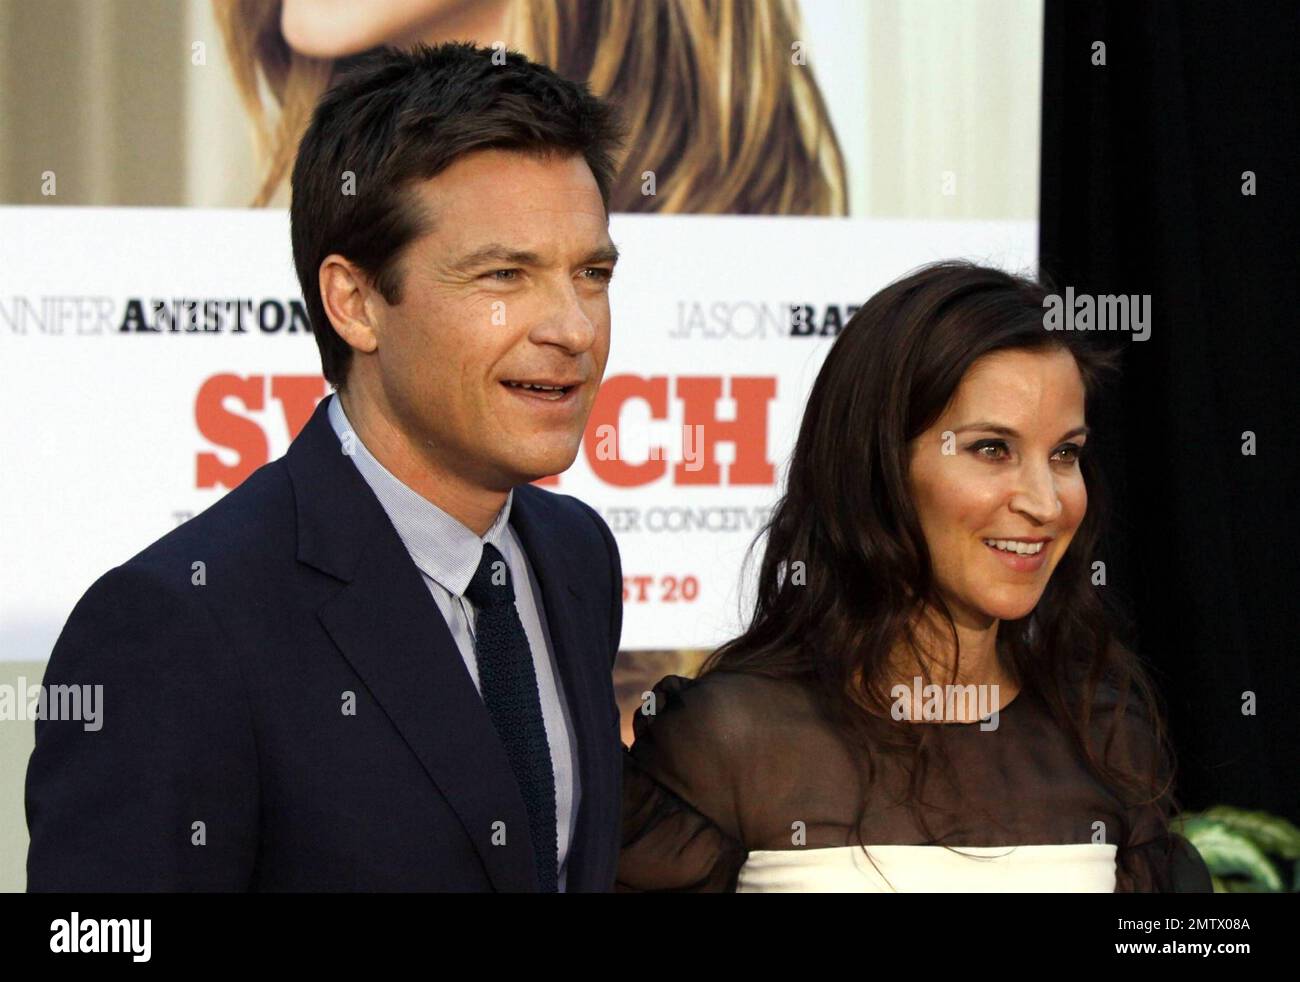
<box><xmin>503</xmin><ymin>448</ymin><xmax>582</xmax><ymax>486</ymax></box>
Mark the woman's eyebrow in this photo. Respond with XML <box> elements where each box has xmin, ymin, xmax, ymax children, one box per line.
<box><xmin>953</xmin><ymin>422</ymin><xmax>1091</xmax><ymax>441</ymax></box>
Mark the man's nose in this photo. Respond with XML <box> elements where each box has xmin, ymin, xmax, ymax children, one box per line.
<box><xmin>530</xmin><ymin>280</ymin><xmax>598</xmax><ymax>353</ymax></box>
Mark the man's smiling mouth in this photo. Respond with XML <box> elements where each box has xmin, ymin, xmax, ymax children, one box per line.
<box><xmin>501</xmin><ymin>379</ymin><xmax>579</xmax><ymax>401</ymax></box>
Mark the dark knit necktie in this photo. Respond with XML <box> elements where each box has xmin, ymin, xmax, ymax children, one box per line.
<box><xmin>464</xmin><ymin>541</ymin><xmax>558</xmax><ymax>892</ymax></box>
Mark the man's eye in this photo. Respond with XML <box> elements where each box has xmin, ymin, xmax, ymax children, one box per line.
<box><xmin>581</xmin><ymin>267</ymin><xmax>613</xmax><ymax>282</ymax></box>
<box><xmin>486</xmin><ymin>269</ymin><xmax>519</xmax><ymax>282</ymax></box>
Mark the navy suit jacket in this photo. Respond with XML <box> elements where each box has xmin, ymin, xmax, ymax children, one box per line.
<box><xmin>26</xmin><ymin>395</ymin><xmax>624</xmax><ymax>891</ymax></box>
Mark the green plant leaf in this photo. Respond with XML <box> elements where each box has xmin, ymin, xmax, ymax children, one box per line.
<box><xmin>1180</xmin><ymin>822</ymin><xmax>1284</xmax><ymax>891</ymax></box>
<box><xmin>1190</xmin><ymin>811</ymin><xmax>1300</xmax><ymax>858</ymax></box>
<box><xmin>1197</xmin><ymin>806</ymin><xmax>1300</xmax><ymax>859</ymax></box>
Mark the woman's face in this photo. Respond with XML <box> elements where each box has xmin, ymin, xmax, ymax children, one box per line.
<box><xmin>281</xmin><ymin>0</ymin><xmax>511</xmax><ymax>58</ymax></box>
<box><xmin>907</xmin><ymin>346</ymin><xmax>1089</xmax><ymax>628</ymax></box>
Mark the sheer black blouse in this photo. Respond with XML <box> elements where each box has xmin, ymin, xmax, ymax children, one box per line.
<box><xmin>618</xmin><ymin>671</ymin><xmax>1212</xmax><ymax>892</ymax></box>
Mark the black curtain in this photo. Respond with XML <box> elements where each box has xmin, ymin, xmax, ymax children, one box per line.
<box><xmin>1040</xmin><ymin>1</ymin><xmax>1299</xmax><ymax>823</ymax></box>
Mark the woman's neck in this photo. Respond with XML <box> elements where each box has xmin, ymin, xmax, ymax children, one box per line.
<box><xmin>866</xmin><ymin>606</ymin><xmax>1021</xmax><ymax>721</ymax></box>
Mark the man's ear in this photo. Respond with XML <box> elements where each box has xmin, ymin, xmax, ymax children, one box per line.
<box><xmin>319</xmin><ymin>254</ymin><xmax>381</xmax><ymax>355</ymax></box>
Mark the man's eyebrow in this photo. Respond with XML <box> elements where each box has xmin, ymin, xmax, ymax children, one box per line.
<box><xmin>582</xmin><ymin>243</ymin><xmax>620</xmax><ymax>265</ymax></box>
<box><xmin>953</xmin><ymin>422</ymin><xmax>1090</xmax><ymax>441</ymax></box>
<box><xmin>449</xmin><ymin>244</ymin><xmax>543</xmax><ymax>270</ymax></box>
<box><xmin>448</xmin><ymin>242</ymin><xmax>620</xmax><ymax>271</ymax></box>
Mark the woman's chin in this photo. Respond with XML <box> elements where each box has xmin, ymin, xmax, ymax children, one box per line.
<box><xmin>977</xmin><ymin>591</ymin><xmax>1044</xmax><ymax>623</ymax></box>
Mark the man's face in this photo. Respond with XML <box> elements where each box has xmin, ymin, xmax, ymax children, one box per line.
<box><xmin>366</xmin><ymin>149</ymin><xmax>616</xmax><ymax>491</ymax></box>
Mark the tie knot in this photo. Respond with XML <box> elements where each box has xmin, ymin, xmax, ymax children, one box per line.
<box><xmin>464</xmin><ymin>542</ymin><xmax>515</xmax><ymax>609</ymax></box>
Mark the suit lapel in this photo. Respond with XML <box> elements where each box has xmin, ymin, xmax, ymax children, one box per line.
<box><xmin>509</xmin><ymin>486</ymin><xmax>615</xmax><ymax>892</ymax></box>
<box><xmin>287</xmin><ymin>395</ymin><xmax>538</xmax><ymax>892</ymax></box>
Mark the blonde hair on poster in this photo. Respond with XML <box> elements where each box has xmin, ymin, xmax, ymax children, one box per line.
<box><xmin>213</xmin><ymin>0</ymin><xmax>848</xmax><ymax>215</ymax></box>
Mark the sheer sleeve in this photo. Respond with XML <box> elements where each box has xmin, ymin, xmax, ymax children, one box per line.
<box><xmin>1106</xmin><ymin>699</ymin><xmax>1213</xmax><ymax>893</ymax></box>
<box><xmin>616</xmin><ymin>674</ymin><xmax>749</xmax><ymax>892</ymax></box>
<box><xmin>1119</xmin><ymin>832</ymin><xmax>1213</xmax><ymax>892</ymax></box>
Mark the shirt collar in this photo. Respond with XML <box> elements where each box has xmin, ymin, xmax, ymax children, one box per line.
<box><xmin>326</xmin><ymin>393</ymin><xmax>512</xmax><ymax>597</ymax></box>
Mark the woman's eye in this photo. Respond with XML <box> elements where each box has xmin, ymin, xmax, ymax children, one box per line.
<box><xmin>970</xmin><ymin>440</ymin><xmax>1009</xmax><ymax>460</ymax></box>
<box><xmin>1053</xmin><ymin>443</ymin><xmax>1085</xmax><ymax>464</ymax></box>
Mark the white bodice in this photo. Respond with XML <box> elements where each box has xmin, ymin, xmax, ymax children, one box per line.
<box><xmin>736</xmin><ymin>843</ymin><xmax>1118</xmax><ymax>892</ymax></box>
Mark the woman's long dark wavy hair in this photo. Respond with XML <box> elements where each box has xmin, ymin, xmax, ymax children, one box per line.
<box><xmin>701</xmin><ymin>260</ymin><xmax>1180</xmax><ymax>889</ymax></box>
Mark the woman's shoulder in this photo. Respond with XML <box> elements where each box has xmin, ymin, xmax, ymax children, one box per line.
<box><xmin>1074</xmin><ymin>673</ymin><xmax>1168</xmax><ymax>774</ymax></box>
<box><xmin>631</xmin><ymin>669</ymin><xmax>811</xmax><ymax>755</ymax></box>
<box><xmin>641</xmin><ymin>668</ymin><xmax>798</xmax><ymax>706</ymax></box>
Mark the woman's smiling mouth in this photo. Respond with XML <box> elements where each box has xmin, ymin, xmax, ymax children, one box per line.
<box><xmin>981</xmin><ymin>536</ymin><xmax>1052</xmax><ymax>572</ymax></box>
